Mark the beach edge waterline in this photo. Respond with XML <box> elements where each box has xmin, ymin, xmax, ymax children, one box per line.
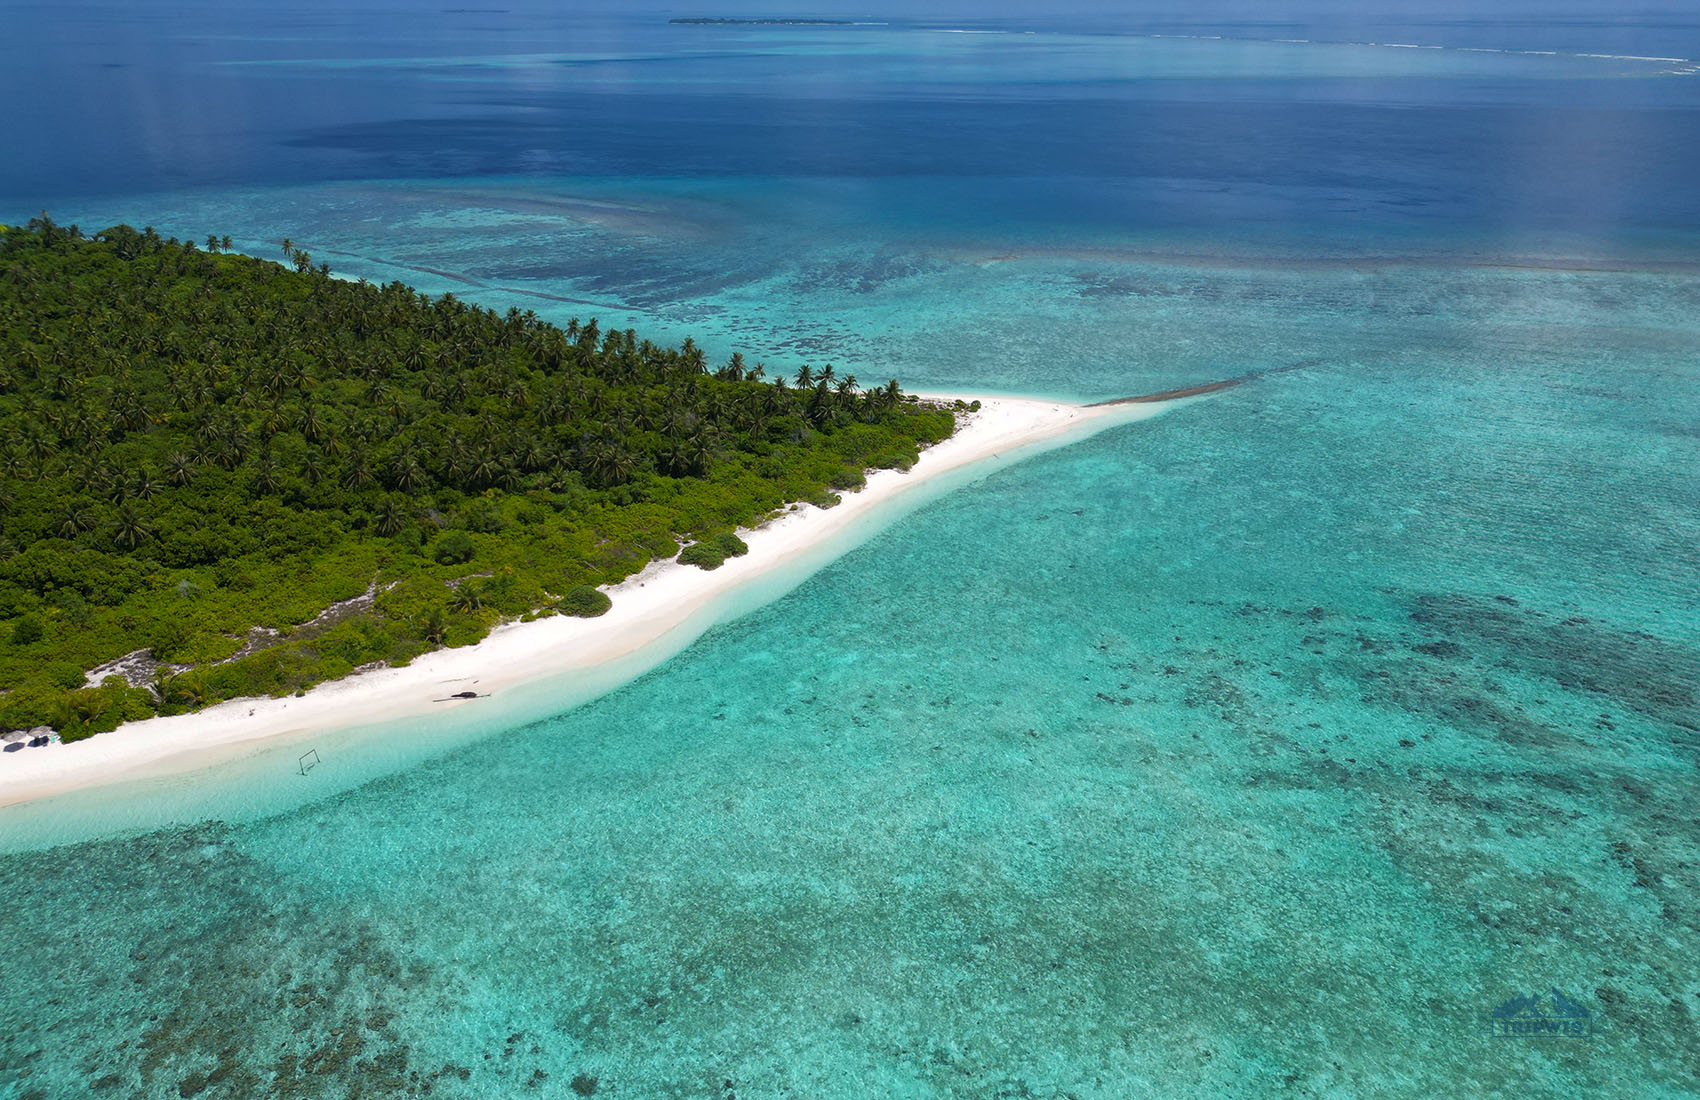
<box><xmin>0</xmin><ymin>392</ymin><xmax>1171</xmax><ymax>815</ymax></box>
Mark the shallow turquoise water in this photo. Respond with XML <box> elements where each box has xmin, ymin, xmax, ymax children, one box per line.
<box><xmin>5</xmin><ymin>6</ymin><xmax>1700</xmax><ymax>1098</ymax></box>
<box><xmin>3</xmin><ymin>349</ymin><xmax>1696</xmax><ymax>1097</ymax></box>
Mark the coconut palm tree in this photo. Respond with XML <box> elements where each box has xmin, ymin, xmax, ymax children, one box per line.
<box><xmin>343</xmin><ymin>459</ymin><xmax>375</xmax><ymax>490</ymax></box>
<box><xmin>58</xmin><ymin>503</ymin><xmax>96</xmax><ymax>539</ymax></box>
<box><xmin>154</xmin><ymin>670</ymin><xmax>207</xmax><ymax>713</ymax></box>
<box><xmin>420</xmin><ymin>607</ymin><xmax>448</xmax><ymax>644</ymax></box>
<box><xmin>130</xmin><ymin>469</ymin><xmax>160</xmax><ymax>500</ymax></box>
<box><xmin>252</xmin><ymin>456</ymin><xmax>284</xmax><ymax>495</ymax></box>
<box><xmin>450</xmin><ymin>581</ymin><xmax>484</xmax><ymax>613</ymax></box>
<box><xmin>374</xmin><ymin>496</ymin><xmax>406</xmax><ymax>537</ymax></box>
<box><xmin>164</xmin><ymin>452</ymin><xmax>195</xmax><ymax>486</ymax></box>
<box><xmin>296</xmin><ymin>404</ymin><xmax>327</xmax><ymax>443</ymax></box>
<box><xmin>111</xmin><ymin>506</ymin><xmax>151</xmax><ymax>550</ymax></box>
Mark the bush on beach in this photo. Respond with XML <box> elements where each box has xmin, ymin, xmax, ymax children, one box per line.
<box><xmin>558</xmin><ymin>585</ymin><xmax>612</xmax><ymax>617</ymax></box>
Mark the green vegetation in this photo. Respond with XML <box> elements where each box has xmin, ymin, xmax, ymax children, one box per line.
<box><xmin>676</xmin><ymin>531</ymin><xmax>750</xmax><ymax>571</ymax></box>
<box><xmin>0</xmin><ymin>217</ymin><xmax>954</xmax><ymax>739</ymax></box>
<box><xmin>557</xmin><ymin>585</ymin><xmax>611</xmax><ymax>618</ymax></box>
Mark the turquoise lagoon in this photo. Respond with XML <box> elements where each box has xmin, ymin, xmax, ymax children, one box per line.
<box><xmin>3</xmin><ymin>7</ymin><xmax>1700</xmax><ymax>1098</ymax></box>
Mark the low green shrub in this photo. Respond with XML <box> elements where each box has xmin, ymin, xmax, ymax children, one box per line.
<box><xmin>463</xmin><ymin>501</ymin><xmax>505</xmax><ymax>534</ymax></box>
<box><xmin>829</xmin><ymin>467</ymin><xmax>866</xmax><ymax>491</ymax></box>
<box><xmin>8</xmin><ymin>613</ymin><xmax>43</xmax><ymax>646</ymax></box>
<box><xmin>46</xmin><ymin>661</ymin><xmax>86</xmax><ymax>690</ymax></box>
<box><xmin>432</xmin><ymin>531</ymin><xmax>476</xmax><ymax>565</ymax></box>
<box><xmin>678</xmin><ymin>542</ymin><xmax>726</xmax><ymax>570</ymax></box>
<box><xmin>558</xmin><ymin>585</ymin><xmax>612</xmax><ymax>617</ymax></box>
<box><xmin>709</xmin><ymin>531</ymin><xmax>749</xmax><ymax>558</ymax></box>
<box><xmin>679</xmin><ymin>531</ymin><xmax>750</xmax><ymax>570</ymax></box>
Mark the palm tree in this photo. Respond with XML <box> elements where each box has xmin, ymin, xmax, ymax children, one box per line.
<box><xmin>112</xmin><ymin>506</ymin><xmax>151</xmax><ymax>550</ymax></box>
<box><xmin>420</xmin><ymin>607</ymin><xmax>448</xmax><ymax>644</ymax></box>
<box><xmin>686</xmin><ymin>431</ymin><xmax>713</xmax><ymax>475</ymax></box>
<box><xmin>296</xmin><ymin>404</ymin><xmax>327</xmax><ymax>443</ymax></box>
<box><xmin>165</xmin><ymin>452</ymin><xmax>195</xmax><ymax>486</ymax></box>
<box><xmin>468</xmin><ymin>449</ymin><xmax>504</xmax><ymax>489</ymax></box>
<box><xmin>153</xmin><ymin>670</ymin><xmax>207</xmax><ymax>713</ymax></box>
<box><xmin>343</xmin><ymin>459</ymin><xmax>375</xmax><ymax>490</ymax></box>
<box><xmin>374</xmin><ymin>496</ymin><xmax>406</xmax><ymax>537</ymax></box>
<box><xmin>252</xmin><ymin>456</ymin><xmax>284</xmax><ymax>495</ymax></box>
<box><xmin>794</xmin><ymin>364</ymin><xmax>814</xmax><ymax>388</ymax></box>
<box><xmin>662</xmin><ymin>434</ymin><xmax>690</xmax><ymax>477</ymax></box>
<box><xmin>58</xmin><ymin>503</ymin><xmax>96</xmax><ymax>539</ymax></box>
<box><xmin>538</xmin><ymin>388</ymin><xmax>569</xmax><ymax>426</ymax></box>
<box><xmin>391</xmin><ymin>452</ymin><xmax>428</xmax><ymax>493</ymax></box>
<box><xmin>449</xmin><ymin>581</ymin><xmax>484</xmax><ymax>613</ymax></box>
<box><xmin>130</xmin><ymin>469</ymin><xmax>160</xmax><ymax>500</ymax></box>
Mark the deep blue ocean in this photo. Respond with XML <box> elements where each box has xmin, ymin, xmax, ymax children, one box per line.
<box><xmin>2</xmin><ymin>4</ymin><xmax>1698</xmax><ymax>1098</ymax></box>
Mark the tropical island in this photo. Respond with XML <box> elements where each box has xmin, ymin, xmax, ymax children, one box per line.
<box><xmin>0</xmin><ymin>217</ymin><xmax>956</xmax><ymax>742</ymax></box>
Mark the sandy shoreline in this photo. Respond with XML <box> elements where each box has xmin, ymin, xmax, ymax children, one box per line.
<box><xmin>0</xmin><ymin>393</ymin><xmax>1161</xmax><ymax>809</ymax></box>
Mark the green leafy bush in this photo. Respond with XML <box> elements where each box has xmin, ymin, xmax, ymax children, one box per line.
<box><xmin>677</xmin><ymin>531</ymin><xmax>749</xmax><ymax>570</ymax></box>
<box><xmin>432</xmin><ymin>531</ymin><xmax>476</xmax><ymax>565</ymax></box>
<box><xmin>558</xmin><ymin>585</ymin><xmax>612</xmax><ymax>617</ymax></box>
<box><xmin>829</xmin><ymin>467</ymin><xmax>866</xmax><ymax>491</ymax></box>
<box><xmin>709</xmin><ymin>531</ymin><xmax>749</xmax><ymax>558</ymax></box>
<box><xmin>8</xmin><ymin>613</ymin><xmax>43</xmax><ymax>646</ymax></box>
<box><xmin>677</xmin><ymin>542</ymin><xmax>726</xmax><ymax>570</ymax></box>
<box><xmin>463</xmin><ymin>501</ymin><xmax>505</xmax><ymax>534</ymax></box>
<box><xmin>46</xmin><ymin>661</ymin><xmax>86</xmax><ymax>690</ymax></box>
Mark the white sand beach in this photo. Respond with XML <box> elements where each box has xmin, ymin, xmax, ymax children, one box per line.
<box><xmin>0</xmin><ymin>393</ymin><xmax>1165</xmax><ymax>809</ymax></box>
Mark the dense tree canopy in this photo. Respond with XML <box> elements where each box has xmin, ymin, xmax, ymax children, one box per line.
<box><xmin>0</xmin><ymin>217</ymin><xmax>956</xmax><ymax>739</ymax></box>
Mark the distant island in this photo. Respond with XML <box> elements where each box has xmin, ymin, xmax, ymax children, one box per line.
<box><xmin>669</xmin><ymin>18</ymin><xmax>855</xmax><ymax>26</ymax></box>
<box><xmin>0</xmin><ymin>217</ymin><xmax>953</xmax><ymax>741</ymax></box>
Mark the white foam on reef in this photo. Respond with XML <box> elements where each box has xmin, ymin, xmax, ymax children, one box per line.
<box><xmin>1577</xmin><ymin>53</ymin><xmax>1688</xmax><ymax>62</ymax></box>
